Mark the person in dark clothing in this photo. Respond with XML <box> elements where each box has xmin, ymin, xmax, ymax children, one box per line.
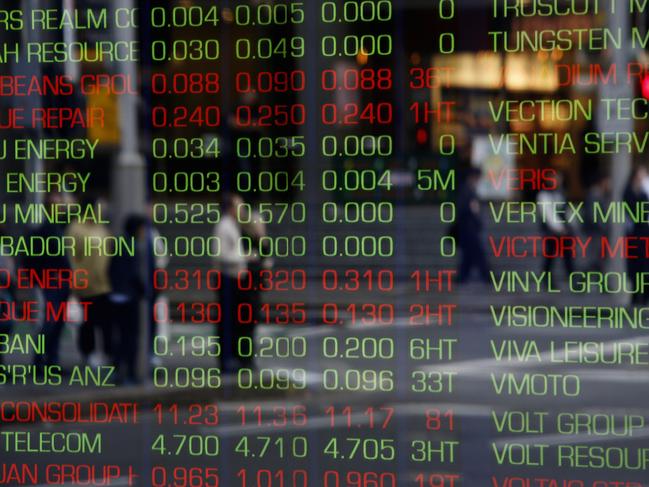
<box><xmin>22</xmin><ymin>195</ymin><xmax>72</xmax><ymax>368</ymax></box>
<box><xmin>456</xmin><ymin>168</ymin><xmax>490</xmax><ymax>284</ymax></box>
<box><xmin>66</xmin><ymin>197</ymin><xmax>113</xmax><ymax>365</ymax></box>
<box><xmin>624</xmin><ymin>166</ymin><xmax>649</xmax><ymax>305</ymax></box>
<box><xmin>0</xmin><ymin>231</ymin><xmax>17</xmax><ymax>367</ymax></box>
<box><xmin>584</xmin><ymin>174</ymin><xmax>611</xmax><ymax>272</ymax></box>
<box><xmin>109</xmin><ymin>215</ymin><xmax>147</xmax><ymax>384</ymax></box>
<box><xmin>146</xmin><ymin>204</ymin><xmax>167</xmax><ymax>368</ymax></box>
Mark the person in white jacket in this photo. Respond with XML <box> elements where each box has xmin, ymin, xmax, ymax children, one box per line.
<box><xmin>537</xmin><ymin>172</ymin><xmax>574</xmax><ymax>277</ymax></box>
<box><xmin>212</xmin><ymin>193</ymin><xmax>248</xmax><ymax>373</ymax></box>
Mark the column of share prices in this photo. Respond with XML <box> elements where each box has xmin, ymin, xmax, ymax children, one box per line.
<box><xmin>148</xmin><ymin>4</ymin><xmax>225</xmax><ymax>487</ymax></box>
<box><xmin>148</xmin><ymin>0</ymin><xmax>464</xmax><ymax>485</ymax></box>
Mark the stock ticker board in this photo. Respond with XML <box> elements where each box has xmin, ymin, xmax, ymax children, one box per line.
<box><xmin>3</xmin><ymin>0</ymin><xmax>649</xmax><ymax>486</ymax></box>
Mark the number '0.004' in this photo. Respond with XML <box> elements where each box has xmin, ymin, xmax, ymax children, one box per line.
<box><xmin>151</xmin><ymin>6</ymin><xmax>220</xmax><ymax>27</ymax></box>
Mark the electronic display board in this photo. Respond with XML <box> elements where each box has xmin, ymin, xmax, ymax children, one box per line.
<box><xmin>1</xmin><ymin>1</ymin><xmax>649</xmax><ymax>486</ymax></box>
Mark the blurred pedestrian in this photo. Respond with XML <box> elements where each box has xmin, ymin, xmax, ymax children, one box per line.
<box><xmin>110</xmin><ymin>215</ymin><xmax>147</xmax><ymax>384</ymax></box>
<box><xmin>0</xmin><ymin>227</ymin><xmax>16</xmax><ymax>367</ymax></box>
<box><xmin>146</xmin><ymin>204</ymin><xmax>167</xmax><ymax>368</ymax></box>
<box><xmin>624</xmin><ymin>166</ymin><xmax>649</xmax><ymax>305</ymax></box>
<box><xmin>212</xmin><ymin>193</ymin><xmax>247</xmax><ymax>373</ymax></box>
<box><xmin>456</xmin><ymin>167</ymin><xmax>490</xmax><ymax>284</ymax></box>
<box><xmin>537</xmin><ymin>172</ymin><xmax>575</xmax><ymax>277</ymax></box>
<box><xmin>239</xmin><ymin>204</ymin><xmax>272</xmax><ymax>370</ymax></box>
<box><xmin>23</xmin><ymin>193</ymin><xmax>72</xmax><ymax>369</ymax></box>
<box><xmin>65</xmin><ymin>197</ymin><xmax>113</xmax><ymax>365</ymax></box>
<box><xmin>584</xmin><ymin>173</ymin><xmax>612</xmax><ymax>272</ymax></box>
